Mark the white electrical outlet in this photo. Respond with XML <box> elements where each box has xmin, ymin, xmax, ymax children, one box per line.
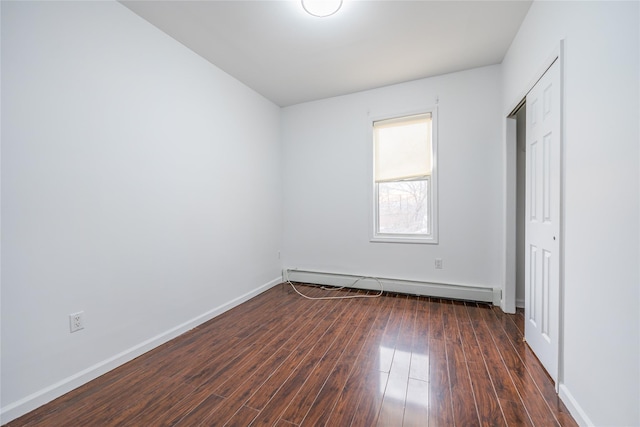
<box><xmin>435</xmin><ymin>258</ymin><xmax>443</xmax><ymax>269</ymax></box>
<box><xmin>69</xmin><ymin>311</ymin><xmax>84</xmax><ymax>333</ymax></box>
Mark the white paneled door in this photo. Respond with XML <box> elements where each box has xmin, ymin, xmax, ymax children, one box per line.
<box><xmin>525</xmin><ymin>59</ymin><xmax>561</xmax><ymax>383</ymax></box>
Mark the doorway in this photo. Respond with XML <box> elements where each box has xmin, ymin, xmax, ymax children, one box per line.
<box><xmin>514</xmin><ymin>104</ymin><xmax>526</xmax><ymax>310</ymax></box>
<box><xmin>505</xmin><ymin>52</ymin><xmax>563</xmax><ymax>387</ymax></box>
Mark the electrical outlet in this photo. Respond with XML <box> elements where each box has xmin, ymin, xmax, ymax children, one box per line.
<box><xmin>69</xmin><ymin>311</ymin><xmax>84</xmax><ymax>333</ymax></box>
<box><xmin>435</xmin><ymin>258</ymin><xmax>443</xmax><ymax>269</ymax></box>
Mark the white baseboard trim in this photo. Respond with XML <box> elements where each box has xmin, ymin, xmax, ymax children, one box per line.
<box><xmin>516</xmin><ymin>298</ymin><xmax>525</xmax><ymax>308</ymax></box>
<box><xmin>559</xmin><ymin>383</ymin><xmax>593</xmax><ymax>426</ymax></box>
<box><xmin>285</xmin><ymin>268</ymin><xmax>499</xmax><ymax>305</ymax></box>
<box><xmin>0</xmin><ymin>276</ymin><xmax>282</xmax><ymax>425</ymax></box>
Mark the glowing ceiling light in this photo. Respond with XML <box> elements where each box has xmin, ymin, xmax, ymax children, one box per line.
<box><xmin>301</xmin><ymin>0</ymin><xmax>343</xmax><ymax>17</ymax></box>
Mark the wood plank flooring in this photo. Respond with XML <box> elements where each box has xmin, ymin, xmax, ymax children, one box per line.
<box><xmin>6</xmin><ymin>284</ymin><xmax>578</xmax><ymax>427</ymax></box>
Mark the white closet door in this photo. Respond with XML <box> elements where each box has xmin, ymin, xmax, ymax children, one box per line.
<box><xmin>525</xmin><ymin>59</ymin><xmax>561</xmax><ymax>382</ymax></box>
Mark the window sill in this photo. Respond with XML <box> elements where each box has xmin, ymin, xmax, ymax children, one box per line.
<box><xmin>370</xmin><ymin>235</ymin><xmax>438</xmax><ymax>245</ymax></box>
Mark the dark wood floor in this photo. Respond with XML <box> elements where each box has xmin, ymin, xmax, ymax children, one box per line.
<box><xmin>6</xmin><ymin>284</ymin><xmax>577</xmax><ymax>427</ymax></box>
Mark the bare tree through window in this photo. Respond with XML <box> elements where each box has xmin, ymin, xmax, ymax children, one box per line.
<box><xmin>378</xmin><ymin>179</ymin><xmax>429</xmax><ymax>234</ymax></box>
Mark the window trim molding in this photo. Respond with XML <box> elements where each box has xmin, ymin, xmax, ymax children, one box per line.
<box><xmin>368</xmin><ymin>106</ymin><xmax>439</xmax><ymax>244</ymax></box>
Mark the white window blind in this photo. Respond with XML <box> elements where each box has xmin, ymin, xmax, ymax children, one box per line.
<box><xmin>373</xmin><ymin>113</ymin><xmax>432</xmax><ymax>183</ymax></box>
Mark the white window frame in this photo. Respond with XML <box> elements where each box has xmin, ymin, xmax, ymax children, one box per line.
<box><xmin>369</xmin><ymin>107</ymin><xmax>439</xmax><ymax>244</ymax></box>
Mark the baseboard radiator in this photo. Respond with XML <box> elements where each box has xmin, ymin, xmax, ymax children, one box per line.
<box><xmin>284</xmin><ymin>269</ymin><xmax>501</xmax><ymax>305</ymax></box>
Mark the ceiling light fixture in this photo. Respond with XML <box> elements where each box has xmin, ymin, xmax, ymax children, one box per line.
<box><xmin>301</xmin><ymin>0</ymin><xmax>343</xmax><ymax>17</ymax></box>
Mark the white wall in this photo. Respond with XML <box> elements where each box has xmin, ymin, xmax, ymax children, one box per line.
<box><xmin>1</xmin><ymin>1</ymin><xmax>282</xmax><ymax>421</ymax></box>
<box><xmin>282</xmin><ymin>66</ymin><xmax>503</xmax><ymax>291</ymax></box>
<box><xmin>502</xmin><ymin>1</ymin><xmax>639</xmax><ymax>425</ymax></box>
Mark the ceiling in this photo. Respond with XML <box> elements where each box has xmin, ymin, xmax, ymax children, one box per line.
<box><xmin>120</xmin><ymin>0</ymin><xmax>532</xmax><ymax>107</ymax></box>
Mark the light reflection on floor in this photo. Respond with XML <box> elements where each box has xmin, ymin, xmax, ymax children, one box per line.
<box><xmin>379</xmin><ymin>345</ymin><xmax>430</xmax><ymax>408</ymax></box>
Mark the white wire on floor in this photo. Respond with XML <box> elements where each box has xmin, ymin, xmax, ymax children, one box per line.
<box><xmin>283</xmin><ymin>269</ymin><xmax>383</xmax><ymax>300</ymax></box>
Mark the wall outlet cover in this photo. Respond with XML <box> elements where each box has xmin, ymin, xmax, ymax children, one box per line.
<box><xmin>69</xmin><ymin>311</ymin><xmax>84</xmax><ymax>333</ymax></box>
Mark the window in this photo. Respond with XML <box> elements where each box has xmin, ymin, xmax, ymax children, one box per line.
<box><xmin>372</xmin><ymin>110</ymin><xmax>438</xmax><ymax>243</ymax></box>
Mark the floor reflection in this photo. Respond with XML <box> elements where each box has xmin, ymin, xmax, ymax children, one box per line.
<box><xmin>379</xmin><ymin>345</ymin><xmax>430</xmax><ymax>408</ymax></box>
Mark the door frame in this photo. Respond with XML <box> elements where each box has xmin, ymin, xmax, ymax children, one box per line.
<box><xmin>503</xmin><ymin>40</ymin><xmax>565</xmax><ymax>392</ymax></box>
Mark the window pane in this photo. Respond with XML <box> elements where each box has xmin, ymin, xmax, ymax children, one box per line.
<box><xmin>378</xmin><ymin>179</ymin><xmax>429</xmax><ymax>235</ymax></box>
